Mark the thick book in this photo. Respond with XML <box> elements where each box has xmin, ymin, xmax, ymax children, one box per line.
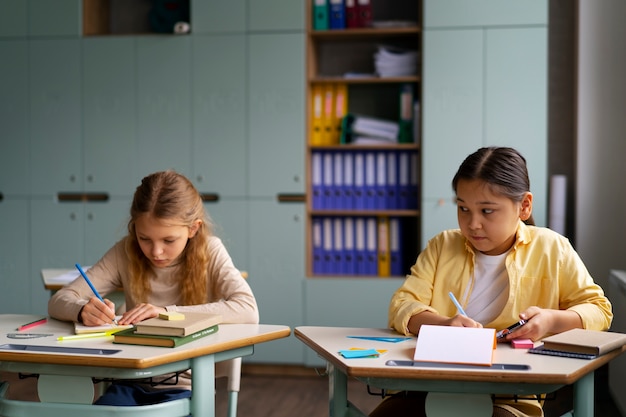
<box><xmin>113</xmin><ymin>324</ymin><xmax>219</xmax><ymax>348</ymax></box>
<box><xmin>537</xmin><ymin>328</ymin><xmax>626</xmax><ymax>356</ymax></box>
<box><xmin>134</xmin><ymin>312</ymin><xmax>222</xmax><ymax>337</ymax></box>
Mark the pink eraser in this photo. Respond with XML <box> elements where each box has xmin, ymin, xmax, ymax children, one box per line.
<box><xmin>511</xmin><ymin>339</ymin><xmax>534</xmax><ymax>349</ymax></box>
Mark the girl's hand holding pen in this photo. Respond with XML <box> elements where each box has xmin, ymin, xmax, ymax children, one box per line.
<box><xmin>79</xmin><ymin>296</ymin><xmax>117</xmax><ymax>326</ymax></box>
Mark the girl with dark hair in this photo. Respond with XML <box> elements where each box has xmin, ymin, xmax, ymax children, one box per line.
<box><xmin>371</xmin><ymin>147</ymin><xmax>612</xmax><ymax>417</ymax></box>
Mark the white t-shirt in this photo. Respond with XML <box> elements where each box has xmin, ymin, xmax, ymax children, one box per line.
<box><xmin>464</xmin><ymin>250</ymin><xmax>510</xmax><ymax>325</ymax></box>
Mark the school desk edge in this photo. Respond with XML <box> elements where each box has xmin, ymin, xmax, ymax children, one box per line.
<box><xmin>294</xmin><ymin>326</ymin><xmax>626</xmax><ymax>417</ymax></box>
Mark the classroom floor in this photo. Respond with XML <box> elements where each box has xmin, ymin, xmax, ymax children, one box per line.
<box><xmin>1</xmin><ymin>364</ymin><xmax>622</xmax><ymax>417</ymax></box>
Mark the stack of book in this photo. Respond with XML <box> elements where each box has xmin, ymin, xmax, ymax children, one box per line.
<box><xmin>341</xmin><ymin>113</ymin><xmax>400</xmax><ymax>145</ymax></box>
<box><xmin>374</xmin><ymin>45</ymin><xmax>419</xmax><ymax>78</ymax></box>
<box><xmin>113</xmin><ymin>312</ymin><xmax>222</xmax><ymax>348</ymax></box>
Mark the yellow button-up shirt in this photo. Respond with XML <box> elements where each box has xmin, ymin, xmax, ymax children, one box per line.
<box><xmin>389</xmin><ymin>221</ymin><xmax>613</xmax><ymax>335</ymax></box>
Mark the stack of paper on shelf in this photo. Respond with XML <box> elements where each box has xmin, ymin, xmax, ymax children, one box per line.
<box><xmin>374</xmin><ymin>45</ymin><xmax>419</xmax><ymax>78</ymax></box>
<box><xmin>342</xmin><ymin>113</ymin><xmax>399</xmax><ymax>144</ymax></box>
<box><xmin>113</xmin><ymin>312</ymin><xmax>222</xmax><ymax>348</ymax></box>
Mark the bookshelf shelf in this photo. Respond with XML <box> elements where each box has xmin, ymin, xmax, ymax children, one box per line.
<box><xmin>305</xmin><ymin>0</ymin><xmax>422</xmax><ymax>278</ymax></box>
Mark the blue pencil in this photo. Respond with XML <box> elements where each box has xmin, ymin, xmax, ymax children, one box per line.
<box><xmin>448</xmin><ymin>291</ymin><xmax>468</xmax><ymax>317</ymax></box>
<box><xmin>75</xmin><ymin>263</ymin><xmax>118</xmax><ymax>325</ymax></box>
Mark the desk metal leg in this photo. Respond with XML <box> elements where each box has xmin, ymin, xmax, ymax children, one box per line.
<box><xmin>191</xmin><ymin>354</ymin><xmax>216</xmax><ymax>417</ymax></box>
<box><xmin>328</xmin><ymin>364</ymin><xmax>367</xmax><ymax>417</ymax></box>
<box><xmin>572</xmin><ymin>372</ymin><xmax>594</xmax><ymax>417</ymax></box>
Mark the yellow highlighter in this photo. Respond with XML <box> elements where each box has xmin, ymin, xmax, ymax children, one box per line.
<box><xmin>57</xmin><ymin>328</ymin><xmax>125</xmax><ymax>341</ymax></box>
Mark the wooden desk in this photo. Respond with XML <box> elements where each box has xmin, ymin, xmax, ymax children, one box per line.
<box><xmin>0</xmin><ymin>314</ymin><xmax>290</xmax><ymax>417</ymax></box>
<box><xmin>295</xmin><ymin>326</ymin><xmax>626</xmax><ymax>417</ymax></box>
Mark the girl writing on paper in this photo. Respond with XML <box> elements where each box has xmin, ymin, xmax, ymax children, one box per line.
<box><xmin>48</xmin><ymin>170</ymin><xmax>258</xmax><ymax>395</ymax></box>
<box><xmin>370</xmin><ymin>147</ymin><xmax>612</xmax><ymax>417</ymax></box>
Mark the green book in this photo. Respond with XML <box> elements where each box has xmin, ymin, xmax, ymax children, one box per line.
<box><xmin>113</xmin><ymin>324</ymin><xmax>219</xmax><ymax>348</ymax></box>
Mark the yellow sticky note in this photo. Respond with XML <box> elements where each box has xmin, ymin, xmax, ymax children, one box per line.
<box><xmin>159</xmin><ymin>312</ymin><xmax>185</xmax><ymax>321</ymax></box>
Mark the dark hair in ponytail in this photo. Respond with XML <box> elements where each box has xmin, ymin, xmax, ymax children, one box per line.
<box><xmin>452</xmin><ymin>147</ymin><xmax>535</xmax><ymax>225</ymax></box>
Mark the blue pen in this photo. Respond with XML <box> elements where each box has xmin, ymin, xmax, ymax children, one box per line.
<box><xmin>75</xmin><ymin>263</ymin><xmax>118</xmax><ymax>325</ymax></box>
<box><xmin>448</xmin><ymin>291</ymin><xmax>468</xmax><ymax>317</ymax></box>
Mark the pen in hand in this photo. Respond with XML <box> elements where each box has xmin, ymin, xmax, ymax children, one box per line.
<box><xmin>75</xmin><ymin>263</ymin><xmax>118</xmax><ymax>326</ymax></box>
<box><xmin>448</xmin><ymin>291</ymin><xmax>468</xmax><ymax>317</ymax></box>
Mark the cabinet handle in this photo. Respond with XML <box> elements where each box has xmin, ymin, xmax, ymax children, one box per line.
<box><xmin>0</xmin><ymin>193</ymin><xmax>3</xmax><ymax>202</ymax></box>
<box><xmin>200</xmin><ymin>193</ymin><xmax>220</xmax><ymax>203</ymax></box>
<box><xmin>277</xmin><ymin>194</ymin><xmax>306</xmax><ymax>203</ymax></box>
<box><xmin>57</xmin><ymin>193</ymin><xmax>109</xmax><ymax>202</ymax></box>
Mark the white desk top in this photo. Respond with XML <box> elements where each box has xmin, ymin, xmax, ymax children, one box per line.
<box><xmin>295</xmin><ymin>326</ymin><xmax>625</xmax><ymax>386</ymax></box>
<box><xmin>1</xmin><ymin>314</ymin><xmax>290</xmax><ymax>369</ymax></box>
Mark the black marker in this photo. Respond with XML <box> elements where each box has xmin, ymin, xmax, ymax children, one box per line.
<box><xmin>496</xmin><ymin>319</ymin><xmax>527</xmax><ymax>339</ymax></box>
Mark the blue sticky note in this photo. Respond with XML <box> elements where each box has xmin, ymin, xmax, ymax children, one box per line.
<box><xmin>339</xmin><ymin>349</ymin><xmax>380</xmax><ymax>359</ymax></box>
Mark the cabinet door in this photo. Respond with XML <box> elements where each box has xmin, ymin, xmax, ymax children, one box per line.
<box><xmin>192</xmin><ymin>35</ymin><xmax>247</xmax><ymax>197</ymax></box>
<box><xmin>191</xmin><ymin>0</ymin><xmax>245</xmax><ymax>33</ymax></box>
<box><xmin>248</xmin><ymin>0</ymin><xmax>304</xmax><ymax>32</ymax></box>
<box><xmin>28</xmin><ymin>0</ymin><xmax>81</xmax><ymax>37</ymax></box>
<box><xmin>83</xmin><ymin>37</ymin><xmax>137</xmax><ymax>196</ymax></box>
<box><xmin>0</xmin><ymin>199</ymin><xmax>31</xmax><ymax>314</ymax></box>
<box><xmin>485</xmin><ymin>27</ymin><xmax>548</xmax><ymax>226</ymax></box>
<box><xmin>424</xmin><ymin>0</ymin><xmax>547</xmax><ymax>28</ymax></box>
<box><xmin>136</xmin><ymin>36</ymin><xmax>192</xmax><ymax>179</ymax></box>
<box><xmin>246</xmin><ymin>200</ymin><xmax>305</xmax><ymax>364</ymax></box>
<box><xmin>248</xmin><ymin>33</ymin><xmax>305</xmax><ymax>197</ymax></box>
<box><xmin>422</xmin><ymin>29</ymin><xmax>483</xmax><ymax>200</ymax></box>
<box><xmin>204</xmin><ymin>199</ymin><xmax>249</xmax><ymax>273</ymax></box>
<box><xmin>303</xmin><ymin>278</ymin><xmax>400</xmax><ymax>366</ymax></box>
<box><xmin>30</xmin><ymin>200</ymin><xmax>85</xmax><ymax>315</ymax></box>
<box><xmin>83</xmin><ymin>199</ymin><xmax>131</xmax><ymax>265</ymax></box>
<box><xmin>30</xmin><ymin>39</ymin><xmax>82</xmax><ymax>195</ymax></box>
<box><xmin>0</xmin><ymin>0</ymin><xmax>27</xmax><ymax>37</ymax></box>
<box><xmin>421</xmin><ymin>198</ymin><xmax>458</xmax><ymax>246</ymax></box>
<box><xmin>0</xmin><ymin>41</ymin><xmax>29</xmax><ymax>196</ymax></box>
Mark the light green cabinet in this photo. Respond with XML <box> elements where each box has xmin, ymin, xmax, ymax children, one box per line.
<box><xmin>136</xmin><ymin>36</ymin><xmax>192</xmax><ymax>179</ymax></box>
<box><xmin>248</xmin><ymin>0</ymin><xmax>304</xmax><ymax>32</ymax></box>
<box><xmin>248</xmin><ymin>33</ymin><xmax>305</xmax><ymax>197</ymax></box>
<box><xmin>28</xmin><ymin>0</ymin><xmax>81</xmax><ymax>37</ymax></box>
<box><xmin>30</xmin><ymin>199</ymin><xmax>129</xmax><ymax>315</ymax></box>
<box><xmin>246</xmin><ymin>200</ymin><xmax>306</xmax><ymax>364</ymax></box>
<box><xmin>29</xmin><ymin>39</ymin><xmax>82</xmax><ymax>195</ymax></box>
<box><xmin>421</xmin><ymin>0</ymin><xmax>548</xmax><ymax>245</ymax></box>
<box><xmin>83</xmin><ymin>37</ymin><xmax>137</xmax><ymax>196</ymax></box>
<box><xmin>191</xmin><ymin>0</ymin><xmax>245</xmax><ymax>33</ymax></box>
<box><xmin>0</xmin><ymin>199</ymin><xmax>31</xmax><ymax>314</ymax></box>
<box><xmin>0</xmin><ymin>0</ymin><xmax>27</xmax><ymax>37</ymax></box>
<box><xmin>192</xmin><ymin>35</ymin><xmax>247</xmax><ymax>197</ymax></box>
<box><xmin>303</xmin><ymin>278</ymin><xmax>400</xmax><ymax>366</ymax></box>
<box><xmin>204</xmin><ymin>200</ymin><xmax>250</xmax><ymax>274</ymax></box>
<box><xmin>0</xmin><ymin>41</ymin><xmax>29</xmax><ymax>196</ymax></box>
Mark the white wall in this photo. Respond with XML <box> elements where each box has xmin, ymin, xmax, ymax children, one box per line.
<box><xmin>577</xmin><ymin>1</ymin><xmax>626</xmax><ymax>290</ymax></box>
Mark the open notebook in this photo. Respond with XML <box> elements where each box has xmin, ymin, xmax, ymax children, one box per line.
<box><xmin>74</xmin><ymin>316</ymin><xmax>133</xmax><ymax>334</ymax></box>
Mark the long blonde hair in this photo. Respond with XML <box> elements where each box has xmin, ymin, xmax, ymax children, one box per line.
<box><xmin>125</xmin><ymin>170</ymin><xmax>213</xmax><ymax>304</ymax></box>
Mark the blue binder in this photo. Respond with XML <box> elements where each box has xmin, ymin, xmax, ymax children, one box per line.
<box><xmin>364</xmin><ymin>217</ymin><xmax>378</xmax><ymax>275</ymax></box>
<box><xmin>333</xmin><ymin>217</ymin><xmax>344</xmax><ymax>275</ymax></box>
<box><xmin>364</xmin><ymin>152</ymin><xmax>377</xmax><ymax>210</ymax></box>
<box><xmin>386</xmin><ymin>151</ymin><xmax>399</xmax><ymax>210</ymax></box>
<box><xmin>322</xmin><ymin>217</ymin><xmax>334</xmax><ymax>274</ymax></box>
<box><xmin>355</xmin><ymin>217</ymin><xmax>366</xmax><ymax>275</ymax></box>
<box><xmin>329</xmin><ymin>0</ymin><xmax>346</xmax><ymax>30</ymax></box>
<box><xmin>312</xmin><ymin>152</ymin><xmax>323</xmax><ymax>210</ymax></box>
<box><xmin>353</xmin><ymin>152</ymin><xmax>366</xmax><ymax>210</ymax></box>
<box><xmin>408</xmin><ymin>152</ymin><xmax>419</xmax><ymax>209</ymax></box>
<box><xmin>312</xmin><ymin>217</ymin><xmax>324</xmax><ymax>274</ymax></box>
<box><xmin>343</xmin><ymin>217</ymin><xmax>357</xmax><ymax>275</ymax></box>
<box><xmin>397</xmin><ymin>152</ymin><xmax>411</xmax><ymax>209</ymax></box>
<box><xmin>375</xmin><ymin>151</ymin><xmax>387</xmax><ymax>209</ymax></box>
<box><xmin>332</xmin><ymin>152</ymin><xmax>344</xmax><ymax>209</ymax></box>
<box><xmin>322</xmin><ymin>151</ymin><xmax>334</xmax><ymax>209</ymax></box>
<box><xmin>343</xmin><ymin>152</ymin><xmax>355</xmax><ymax>210</ymax></box>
